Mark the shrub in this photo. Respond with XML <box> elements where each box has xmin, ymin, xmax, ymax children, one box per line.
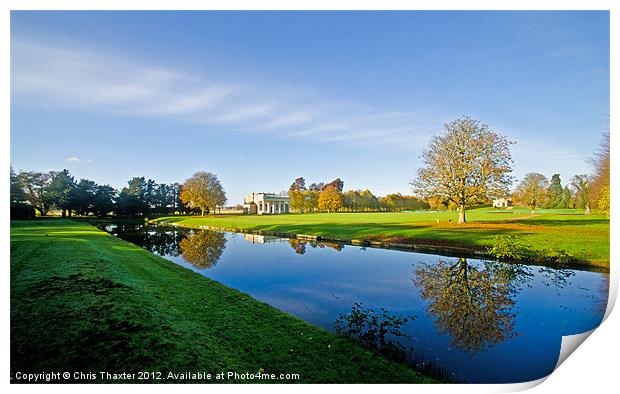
<box><xmin>535</xmin><ymin>248</ymin><xmax>574</xmax><ymax>265</ymax></box>
<box><xmin>486</xmin><ymin>235</ymin><xmax>530</xmax><ymax>260</ymax></box>
<box><xmin>487</xmin><ymin>235</ymin><xmax>575</xmax><ymax>265</ymax></box>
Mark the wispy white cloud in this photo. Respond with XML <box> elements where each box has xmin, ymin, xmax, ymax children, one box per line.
<box><xmin>65</xmin><ymin>156</ymin><xmax>91</xmax><ymax>164</ymax></box>
<box><xmin>12</xmin><ymin>36</ymin><xmax>439</xmax><ymax>147</ymax></box>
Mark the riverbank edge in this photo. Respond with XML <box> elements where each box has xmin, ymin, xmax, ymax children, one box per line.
<box><xmin>149</xmin><ymin>219</ymin><xmax>609</xmax><ymax>272</ymax></box>
<box><xmin>10</xmin><ymin>219</ymin><xmax>438</xmax><ymax>384</ymax></box>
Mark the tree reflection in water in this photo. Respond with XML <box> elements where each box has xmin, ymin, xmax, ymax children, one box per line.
<box><xmin>179</xmin><ymin>230</ymin><xmax>226</xmax><ymax>269</ymax></box>
<box><xmin>414</xmin><ymin>258</ymin><xmax>575</xmax><ymax>353</ymax></box>
<box><xmin>414</xmin><ymin>258</ymin><xmax>521</xmax><ymax>353</ymax></box>
<box><xmin>102</xmin><ymin>223</ymin><xmax>184</xmax><ymax>257</ymax></box>
<box><xmin>288</xmin><ymin>239</ymin><xmax>343</xmax><ymax>255</ymax></box>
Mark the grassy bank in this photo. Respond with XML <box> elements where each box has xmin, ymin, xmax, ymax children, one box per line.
<box><xmin>153</xmin><ymin>209</ymin><xmax>609</xmax><ymax>268</ymax></box>
<box><xmin>10</xmin><ymin>219</ymin><xmax>436</xmax><ymax>383</ymax></box>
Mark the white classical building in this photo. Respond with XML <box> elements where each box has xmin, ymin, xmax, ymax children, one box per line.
<box><xmin>492</xmin><ymin>197</ymin><xmax>514</xmax><ymax>208</ymax></box>
<box><xmin>243</xmin><ymin>193</ymin><xmax>290</xmax><ymax>214</ymax></box>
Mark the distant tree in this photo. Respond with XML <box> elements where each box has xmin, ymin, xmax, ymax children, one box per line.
<box><xmin>562</xmin><ymin>186</ymin><xmax>574</xmax><ymax>209</ymax></box>
<box><xmin>288</xmin><ymin>188</ymin><xmax>305</xmax><ymax>212</ymax></box>
<box><xmin>10</xmin><ymin>167</ymin><xmax>35</xmax><ymax>219</ymax></box>
<box><xmin>308</xmin><ymin>182</ymin><xmax>324</xmax><ymax>192</ymax></box>
<box><xmin>288</xmin><ymin>177</ymin><xmax>307</xmax><ymax>212</ymax></box>
<box><xmin>71</xmin><ymin>179</ymin><xmax>98</xmax><ymax>215</ymax></box>
<box><xmin>589</xmin><ymin>131</ymin><xmax>609</xmax><ymax>212</ymax></box>
<box><xmin>342</xmin><ymin>190</ymin><xmax>361</xmax><ymax>211</ymax></box>
<box><xmin>152</xmin><ymin>183</ymin><xmax>176</xmax><ymax>214</ymax></box>
<box><xmin>427</xmin><ymin>196</ymin><xmax>448</xmax><ymax>211</ymax></box>
<box><xmin>303</xmin><ymin>190</ymin><xmax>320</xmax><ymax>212</ymax></box>
<box><xmin>115</xmin><ymin>177</ymin><xmax>148</xmax><ymax>217</ymax></box>
<box><xmin>412</xmin><ymin>117</ymin><xmax>514</xmax><ymax>224</ymax></box>
<box><xmin>46</xmin><ymin>169</ymin><xmax>76</xmax><ymax>217</ymax></box>
<box><xmin>324</xmin><ymin>178</ymin><xmax>344</xmax><ymax>192</ymax></box>
<box><xmin>545</xmin><ymin>174</ymin><xmax>565</xmax><ymax>209</ymax></box>
<box><xmin>145</xmin><ymin>179</ymin><xmax>157</xmax><ymax>212</ymax></box>
<box><xmin>318</xmin><ymin>186</ymin><xmax>344</xmax><ymax>212</ymax></box>
<box><xmin>359</xmin><ymin>189</ymin><xmax>378</xmax><ymax>211</ymax></box>
<box><xmin>10</xmin><ymin>167</ymin><xmax>27</xmax><ymax>205</ymax></box>
<box><xmin>571</xmin><ymin>174</ymin><xmax>591</xmax><ymax>215</ymax></box>
<box><xmin>180</xmin><ymin>171</ymin><xmax>227</xmax><ymax>216</ymax></box>
<box><xmin>290</xmin><ymin>177</ymin><xmax>306</xmax><ymax>191</ymax></box>
<box><xmin>172</xmin><ymin>183</ymin><xmax>187</xmax><ymax>214</ymax></box>
<box><xmin>93</xmin><ymin>185</ymin><xmax>116</xmax><ymax>217</ymax></box>
<box><xmin>16</xmin><ymin>171</ymin><xmax>53</xmax><ymax>215</ymax></box>
<box><xmin>513</xmin><ymin>173</ymin><xmax>549</xmax><ymax>213</ymax></box>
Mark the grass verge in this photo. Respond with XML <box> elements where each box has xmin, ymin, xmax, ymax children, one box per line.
<box><xmin>10</xmin><ymin>219</ymin><xmax>436</xmax><ymax>383</ymax></box>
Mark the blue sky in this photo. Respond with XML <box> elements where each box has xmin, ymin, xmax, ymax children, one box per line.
<box><xmin>10</xmin><ymin>11</ymin><xmax>609</xmax><ymax>204</ymax></box>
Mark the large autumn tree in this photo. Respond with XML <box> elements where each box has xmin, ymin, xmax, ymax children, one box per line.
<box><xmin>180</xmin><ymin>171</ymin><xmax>226</xmax><ymax>216</ymax></box>
<box><xmin>412</xmin><ymin>117</ymin><xmax>514</xmax><ymax>223</ymax></box>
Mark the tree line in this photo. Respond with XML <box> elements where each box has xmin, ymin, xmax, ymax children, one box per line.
<box><xmin>288</xmin><ymin>177</ymin><xmax>429</xmax><ymax>213</ymax></box>
<box><xmin>511</xmin><ymin>133</ymin><xmax>609</xmax><ymax>215</ymax></box>
<box><xmin>512</xmin><ymin>173</ymin><xmax>591</xmax><ymax>213</ymax></box>
<box><xmin>10</xmin><ymin>168</ymin><xmax>227</xmax><ymax>219</ymax></box>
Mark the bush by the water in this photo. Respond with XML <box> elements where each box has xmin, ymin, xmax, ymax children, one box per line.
<box><xmin>487</xmin><ymin>235</ymin><xmax>529</xmax><ymax>260</ymax></box>
<box><xmin>487</xmin><ymin>235</ymin><xmax>575</xmax><ymax>265</ymax></box>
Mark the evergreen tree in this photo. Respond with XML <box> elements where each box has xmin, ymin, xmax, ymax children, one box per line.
<box><xmin>546</xmin><ymin>174</ymin><xmax>564</xmax><ymax>208</ymax></box>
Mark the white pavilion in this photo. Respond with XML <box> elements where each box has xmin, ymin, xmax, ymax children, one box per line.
<box><xmin>243</xmin><ymin>192</ymin><xmax>290</xmax><ymax>214</ymax></box>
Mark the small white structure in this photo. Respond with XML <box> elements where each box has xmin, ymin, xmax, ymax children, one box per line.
<box><xmin>243</xmin><ymin>193</ymin><xmax>290</xmax><ymax>214</ymax></box>
<box><xmin>492</xmin><ymin>197</ymin><xmax>513</xmax><ymax>208</ymax></box>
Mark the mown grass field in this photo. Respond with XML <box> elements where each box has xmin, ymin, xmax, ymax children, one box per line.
<box><xmin>10</xmin><ymin>219</ymin><xmax>436</xmax><ymax>383</ymax></box>
<box><xmin>154</xmin><ymin>208</ymin><xmax>609</xmax><ymax>268</ymax></box>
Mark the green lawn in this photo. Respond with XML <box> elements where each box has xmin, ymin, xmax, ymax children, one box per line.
<box><xmin>154</xmin><ymin>208</ymin><xmax>609</xmax><ymax>268</ymax></box>
<box><xmin>10</xmin><ymin>219</ymin><xmax>435</xmax><ymax>383</ymax></box>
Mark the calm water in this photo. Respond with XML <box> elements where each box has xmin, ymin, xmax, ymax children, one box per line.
<box><xmin>101</xmin><ymin>223</ymin><xmax>608</xmax><ymax>383</ymax></box>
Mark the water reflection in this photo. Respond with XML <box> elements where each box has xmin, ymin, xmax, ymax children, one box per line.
<box><xmin>179</xmin><ymin>231</ymin><xmax>227</xmax><ymax>269</ymax></box>
<box><xmin>103</xmin><ymin>224</ymin><xmax>227</xmax><ymax>269</ymax></box>
<box><xmin>99</xmin><ymin>223</ymin><xmax>609</xmax><ymax>383</ymax></box>
<box><xmin>335</xmin><ymin>303</ymin><xmax>450</xmax><ymax>381</ymax></box>
<box><xmin>287</xmin><ymin>239</ymin><xmax>344</xmax><ymax>255</ymax></box>
<box><xmin>413</xmin><ymin>258</ymin><xmax>577</xmax><ymax>353</ymax></box>
<box><xmin>103</xmin><ymin>223</ymin><xmax>183</xmax><ymax>257</ymax></box>
<box><xmin>414</xmin><ymin>258</ymin><xmax>519</xmax><ymax>353</ymax></box>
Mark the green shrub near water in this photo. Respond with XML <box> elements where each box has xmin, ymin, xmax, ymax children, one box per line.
<box><xmin>486</xmin><ymin>236</ymin><xmax>530</xmax><ymax>260</ymax></box>
<box><xmin>487</xmin><ymin>235</ymin><xmax>575</xmax><ymax>265</ymax></box>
